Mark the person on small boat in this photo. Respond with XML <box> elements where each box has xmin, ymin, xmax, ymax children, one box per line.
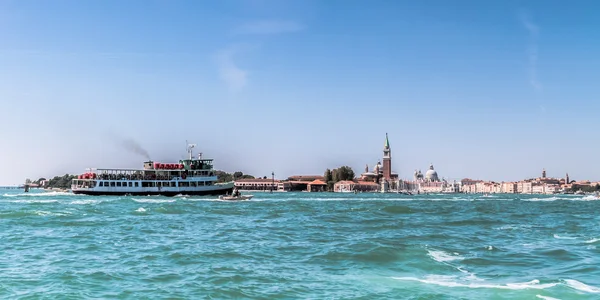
<box><xmin>233</xmin><ymin>188</ymin><xmax>240</xmax><ymax>197</ymax></box>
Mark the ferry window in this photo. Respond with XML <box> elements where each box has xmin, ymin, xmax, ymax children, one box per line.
<box><xmin>206</xmin><ymin>182</ymin><xmax>212</xmax><ymax>186</ymax></box>
<box><xmin>117</xmin><ymin>182</ymin><xmax>122</xmax><ymax>187</ymax></box>
<box><xmin>199</xmin><ymin>181</ymin><xmax>204</xmax><ymax>186</ymax></box>
<box><xmin>111</xmin><ymin>182</ymin><xmax>116</xmax><ymax>187</ymax></box>
<box><xmin>190</xmin><ymin>182</ymin><xmax>196</xmax><ymax>187</ymax></box>
<box><xmin>99</xmin><ymin>182</ymin><xmax>103</xmax><ymax>187</ymax></box>
<box><xmin>170</xmin><ymin>182</ymin><xmax>175</xmax><ymax>187</ymax></box>
<box><xmin>142</xmin><ymin>182</ymin><xmax>150</xmax><ymax>187</ymax></box>
<box><xmin>134</xmin><ymin>182</ymin><xmax>139</xmax><ymax>187</ymax></box>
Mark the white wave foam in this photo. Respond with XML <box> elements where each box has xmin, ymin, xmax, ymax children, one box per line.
<box><xmin>525</xmin><ymin>197</ymin><xmax>562</xmax><ymax>202</ymax></box>
<box><xmin>393</xmin><ymin>277</ymin><xmax>557</xmax><ymax>290</ymax></box>
<box><xmin>521</xmin><ymin>195</ymin><xmax>599</xmax><ymax>202</ymax></box>
<box><xmin>428</xmin><ymin>250</ymin><xmax>463</xmax><ymax>262</ymax></box>
<box><xmin>495</xmin><ymin>224</ymin><xmax>533</xmax><ymax>231</ymax></box>
<box><xmin>3</xmin><ymin>191</ymin><xmax>72</xmax><ymax>197</ymax></box>
<box><xmin>69</xmin><ymin>199</ymin><xmax>99</xmax><ymax>205</ymax></box>
<box><xmin>584</xmin><ymin>238</ymin><xmax>600</xmax><ymax>244</ymax></box>
<box><xmin>183</xmin><ymin>198</ymin><xmax>222</xmax><ymax>202</ymax></box>
<box><xmin>563</xmin><ymin>279</ymin><xmax>600</xmax><ymax>293</ymax></box>
<box><xmin>135</xmin><ymin>207</ymin><xmax>146</xmax><ymax>212</ymax></box>
<box><xmin>536</xmin><ymin>295</ymin><xmax>560</xmax><ymax>300</ymax></box>
<box><xmin>553</xmin><ymin>234</ymin><xmax>577</xmax><ymax>240</ymax></box>
<box><xmin>133</xmin><ymin>199</ymin><xmax>176</xmax><ymax>203</ymax></box>
<box><xmin>11</xmin><ymin>199</ymin><xmax>58</xmax><ymax>204</ymax></box>
<box><xmin>34</xmin><ymin>210</ymin><xmax>70</xmax><ymax>216</ymax></box>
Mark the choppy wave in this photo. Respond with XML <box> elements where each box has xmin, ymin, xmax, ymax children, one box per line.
<box><xmin>132</xmin><ymin>198</ymin><xmax>176</xmax><ymax>203</ymax></box>
<box><xmin>3</xmin><ymin>191</ymin><xmax>73</xmax><ymax>197</ymax></box>
<box><xmin>563</xmin><ymin>279</ymin><xmax>600</xmax><ymax>293</ymax></box>
<box><xmin>554</xmin><ymin>234</ymin><xmax>578</xmax><ymax>240</ymax></box>
<box><xmin>9</xmin><ymin>199</ymin><xmax>59</xmax><ymax>204</ymax></box>
<box><xmin>428</xmin><ymin>249</ymin><xmax>464</xmax><ymax>262</ymax></box>
<box><xmin>523</xmin><ymin>195</ymin><xmax>599</xmax><ymax>202</ymax></box>
<box><xmin>394</xmin><ymin>276</ymin><xmax>600</xmax><ymax>294</ymax></box>
<box><xmin>536</xmin><ymin>295</ymin><xmax>561</xmax><ymax>300</ymax></box>
<box><xmin>393</xmin><ymin>277</ymin><xmax>557</xmax><ymax>290</ymax></box>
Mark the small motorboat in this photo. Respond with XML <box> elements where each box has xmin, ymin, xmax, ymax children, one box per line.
<box><xmin>219</xmin><ymin>195</ymin><xmax>253</xmax><ymax>201</ymax></box>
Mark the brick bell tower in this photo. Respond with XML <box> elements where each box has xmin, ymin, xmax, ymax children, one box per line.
<box><xmin>383</xmin><ymin>133</ymin><xmax>391</xmax><ymax>180</ymax></box>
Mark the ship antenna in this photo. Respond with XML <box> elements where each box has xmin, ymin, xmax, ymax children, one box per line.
<box><xmin>186</xmin><ymin>142</ymin><xmax>196</xmax><ymax>160</ymax></box>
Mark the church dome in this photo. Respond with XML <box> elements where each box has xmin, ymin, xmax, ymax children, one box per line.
<box><xmin>425</xmin><ymin>164</ymin><xmax>439</xmax><ymax>181</ymax></box>
<box><xmin>374</xmin><ymin>161</ymin><xmax>382</xmax><ymax>172</ymax></box>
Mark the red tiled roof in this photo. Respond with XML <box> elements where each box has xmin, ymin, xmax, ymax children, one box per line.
<box><xmin>308</xmin><ymin>179</ymin><xmax>327</xmax><ymax>185</ymax></box>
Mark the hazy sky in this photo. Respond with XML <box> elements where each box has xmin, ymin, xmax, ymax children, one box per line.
<box><xmin>1</xmin><ymin>0</ymin><xmax>599</xmax><ymax>185</ymax></box>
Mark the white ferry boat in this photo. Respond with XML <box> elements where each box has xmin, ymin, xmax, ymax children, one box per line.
<box><xmin>71</xmin><ymin>143</ymin><xmax>234</xmax><ymax>196</ymax></box>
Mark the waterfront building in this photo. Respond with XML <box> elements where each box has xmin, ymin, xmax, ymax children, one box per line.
<box><xmin>398</xmin><ymin>180</ymin><xmax>419</xmax><ymax>192</ymax></box>
<box><xmin>307</xmin><ymin>179</ymin><xmax>327</xmax><ymax>192</ymax></box>
<box><xmin>519</xmin><ymin>181</ymin><xmax>533</xmax><ymax>194</ymax></box>
<box><xmin>287</xmin><ymin>175</ymin><xmax>325</xmax><ymax>191</ymax></box>
<box><xmin>532</xmin><ymin>183</ymin><xmax>545</xmax><ymax>194</ymax></box>
<box><xmin>545</xmin><ymin>184</ymin><xmax>560</xmax><ymax>194</ymax></box>
<box><xmin>333</xmin><ymin>180</ymin><xmax>379</xmax><ymax>192</ymax></box>
<box><xmin>452</xmin><ymin>169</ymin><xmax>584</xmax><ymax>195</ymax></box>
<box><xmin>460</xmin><ymin>178</ymin><xmax>483</xmax><ymax>193</ymax></box>
<box><xmin>501</xmin><ymin>182</ymin><xmax>517</xmax><ymax>193</ymax></box>
<box><xmin>277</xmin><ymin>181</ymin><xmax>292</xmax><ymax>192</ymax></box>
<box><xmin>235</xmin><ymin>178</ymin><xmax>280</xmax><ymax>191</ymax></box>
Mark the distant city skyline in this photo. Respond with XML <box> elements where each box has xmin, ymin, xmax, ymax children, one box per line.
<box><xmin>1</xmin><ymin>0</ymin><xmax>599</xmax><ymax>185</ymax></box>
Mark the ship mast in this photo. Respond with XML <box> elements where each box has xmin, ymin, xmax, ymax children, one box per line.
<box><xmin>186</xmin><ymin>141</ymin><xmax>197</xmax><ymax>160</ymax></box>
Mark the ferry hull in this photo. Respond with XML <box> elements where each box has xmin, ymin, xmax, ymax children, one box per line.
<box><xmin>72</xmin><ymin>186</ymin><xmax>233</xmax><ymax>197</ymax></box>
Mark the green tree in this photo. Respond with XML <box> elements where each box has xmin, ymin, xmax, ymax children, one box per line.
<box><xmin>324</xmin><ymin>169</ymin><xmax>333</xmax><ymax>191</ymax></box>
<box><xmin>324</xmin><ymin>169</ymin><xmax>332</xmax><ymax>182</ymax></box>
<box><xmin>335</xmin><ymin>166</ymin><xmax>355</xmax><ymax>181</ymax></box>
<box><xmin>215</xmin><ymin>170</ymin><xmax>234</xmax><ymax>183</ymax></box>
<box><xmin>332</xmin><ymin>169</ymin><xmax>339</xmax><ymax>182</ymax></box>
<box><xmin>216</xmin><ymin>171</ymin><xmax>255</xmax><ymax>182</ymax></box>
<box><xmin>328</xmin><ymin>166</ymin><xmax>356</xmax><ymax>183</ymax></box>
<box><xmin>46</xmin><ymin>174</ymin><xmax>76</xmax><ymax>189</ymax></box>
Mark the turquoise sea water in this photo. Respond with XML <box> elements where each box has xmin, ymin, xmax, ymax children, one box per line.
<box><xmin>1</xmin><ymin>189</ymin><xmax>599</xmax><ymax>299</ymax></box>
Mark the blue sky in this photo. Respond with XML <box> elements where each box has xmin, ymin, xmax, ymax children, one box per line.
<box><xmin>1</xmin><ymin>0</ymin><xmax>599</xmax><ymax>185</ymax></box>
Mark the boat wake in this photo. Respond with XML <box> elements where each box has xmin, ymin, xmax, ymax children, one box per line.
<box><xmin>133</xmin><ymin>199</ymin><xmax>176</xmax><ymax>204</ymax></box>
<box><xmin>3</xmin><ymin>191</ymin><xmax>73</xmax><ymax>197</ymax></box>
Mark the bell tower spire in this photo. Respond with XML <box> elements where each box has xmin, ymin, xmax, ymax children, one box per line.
<box><xmin>382</xmin><ymin>133</ymin><xmax>391</xmax><ymax>180</ymax></box>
